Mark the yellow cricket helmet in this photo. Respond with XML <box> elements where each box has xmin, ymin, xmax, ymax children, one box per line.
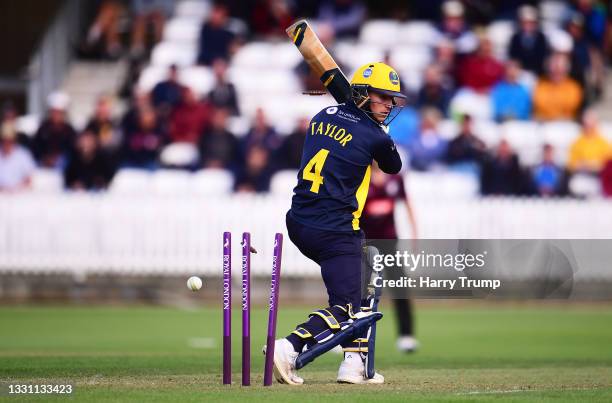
<box><xmin>350</xmin><ymin>62</ymin><xmax>406</xmax><ymax>99</ymax></box>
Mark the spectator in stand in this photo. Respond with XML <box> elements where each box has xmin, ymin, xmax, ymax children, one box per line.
<box><xmin>532</xmin><ymin>144</ymin><xmax>566</xmax><ymax>196</ymax></box>
<box><xmin>387</xmin><ymin>105</ymin><xmax>420</xmax><ymax>149</ymax></box>
<box><xmin>432</xmin><ymin>39</ymin><xmax>458</xmax><ymax>89</ymax></box>
<box><xmin>130</xmin><ymin>0</ymin><xmax>174</xmax><ymax>58</ymax></box>
<box><xmin>317</xmin><ymin>0</ymin><xmax>366</xmax><ymax>38</ymax></box>
<box><xmin>446</xmin><ymin>114</ymin><xmax>486</xmax><ymax>167</ymax></box>
<box><xmin>251</xmin><ymin>0</ymin><xmax>294</xmax><ymax>37</ymax></box>
<box><xmin>84</xmin><ymin>0</ymin><xmax>124</xmax><ymax>59</ymax></box>
<box><xmin>457</xmin><ymin>35</ymin><xmax>504</xmax><ymax>92</ymax></box>
<box><xmin>151</xmin><ymin>65</ymin><xmax>184</xmax><ymax>117</ymax></box>
<box><xmin>433</xmin><ymin>1</ymin><xmax>478</xmax><ymax>55</ymax></box>
<box><xmin>197</xmin><ymin>2</ymin><xmax>238</xmax><ymax>66</ymax></box>
<box><xmin>122</xmin><ymin>106</ymin><xmax>164</xmax><ymax>170</ymax></box>
<box><xmin>2</xmin><ymin>103</ymin><xmax>31</xmax><ymax>150</ymax></box>
<box><xmin>417</xmin><ymin>65</ymin><xmax>453</xmax><ymax>116</ymax></box>
<box><xmin>567</xmin><ymin>109</ymin><xmax>612</xmax><ymax>174</ymax></box>
<box><xmin>565</xmin><ymin>13</ymin><xmax>592</xmax><ymax>101</ymax></box>
<box><xmin>207</xmin><ymin>58</ymin><xmax>240</xmax><ymax>115</ymax></box>
<box><xmin>533</xmin><ymin>54</ymin><xmax>582</xmax><ymax>121</ymax></box>
<box><xmin>169</xmin><ymin>87</ymin><xmax>212</xmax><ymax>144</ymax></box>
<box><xmin>602</xmin><ymin>160</ymin><xmax>612</xmax><ymax>197</ymax></box>
<box><xmin>33</xmin><ymin>92</ymin><xmax>77</xmax><ymax>169</ymax></box>
<box><xmin>0</xmin><ymin>122</ymin><xmax>35</xmax><ymax>192</ymax></box>
<box><xmin>276</xmin><ymin>117</ymin><xmax>308</xmax><ymax>170</ymax></box>
<box><xmin>64</xmin><ymin>130</ymin><xmax>114</xmax><ymax>191</ymax></box>
<box><xmin>121</xmin><ymin>90</ymin><xmax>153</xmax><ymax>139</ymax></box>
<box><xmin>408</xmin><ymin>107</ymin><xmax>448</xmax><ymax>171</ymax></box>
<box><xmin>85</xmin><ymin>95</ymin><xmax>121</xmax><ymax>158</ymax></box>
<box><xmin>480</xmin><ymin>139</ymin><xmax>524</xmax><ymax>195</ymax></box>
<box><xmin>570</xmin><ymin>0</ymin><xmax>606</xmax><ymax>98</ymax></box>
<box><xmin>241</xmin><ymin>108</ymin><xmax>281</xmax><ymax>157</ymax></box>
<box><xmin>508</xmin><ymin>5</ymin><xmax>550</xmax><ymax>76</ymax></box>
<box><xmin>234</xmin><ymin>145</ymin><xmax>274</xmax><ymax>193</ymax></box>
<box><xmin>491</xmin><ymin>60</ymin><xmax>532</xmax><ymax>121</ymax></box>
<box><xmin>199</xmin><ymin>108</ymin><xmax>239</xmax><ymax>169</ymax></box>
<box><xmin>572</xmin><ymin>0</ymin><xmax>606</xmax><ymax>48</ymax></box>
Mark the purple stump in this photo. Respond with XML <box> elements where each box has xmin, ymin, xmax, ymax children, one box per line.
<box><xmin>241</xmin><ymin>232</ymin><xmax>251</xmax><ymax>386</ymax></box>
<box><xmin>263</xmin><ymin>233</ymin><xmax>283</xmax><ymax>386</ymax></box>
<box><xmin>223</xmin><ymin>231</ymin><xmax>232</xmax><ymax>385</ymax></box>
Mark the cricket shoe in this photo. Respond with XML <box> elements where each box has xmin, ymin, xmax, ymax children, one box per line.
<box><xmin>396</xmin><ymin>336</ymin><xmax>419</xmax><ymax>353</ymax></box>
<box><xmin>262</xmin><ymin>338</ymin><xmax>304</xmax><ymax>385</ymax></box>
<box><xmin>337</xmin><ymin>352</ymin><xmax>384</xmax><ymax>384</ymax></box>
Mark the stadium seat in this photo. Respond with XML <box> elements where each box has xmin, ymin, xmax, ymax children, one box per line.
<box><xmin>600</xmin><ymin>122</ymin><xmax>612</xmax><ymax>143</ymax></box>
<box><xmin>163</xmin><ymin>17</ymin><xmax>201</xmax><ymax>44</ymax></box>
<box><xmin>544</xmin><ymin>27</ymin><xmax>573</xmax><ymax>53</ymax></box>
<box><xmin>541</xmin><ymin>121</ymin><xmax>580</xmax><ymax>165</ymax></box>
<box><xmin>30</xmin><ymin>169</ymin><xmax>64</xmax><ymax>193</ymax></box>
<box><xmin>500</xmin><ymin>121</ymin><xmax>542</xmax><ymax>166</ymax></box>
<box><xmin>179</xmin><ymin>66</ymin><xmax>215</xmax><ymax>96</ymax></box>
<box><xmin>397</xmin><ymin>21</ymin><xmax>437</xmax><ymax>46</ymax></box>
<box><xmin>16</xmin><ymin>114</ymin><xmax>40</xmax><ymax>138</ymax></box>
<box><xmin>175</xmin><ymin>0</ymin><xmax>210</xmax><ymax>20</ymax></box>
<box><xmin>336</xmin><ymin>43</ymin><xmax>385</xmax><ymax>73</ymax></box>
<box><xmin>541</xmin><ymin>121</ymin><xmax>580</xmax><ymax>149</ymax></box>
<box><xmin>406</xmin><ymin>171</ymin><xmax>479</xmax><ymax>201</ymax></box>
<box><xmin>487</xmin><ymin>21</ymin><xmax>514</xmax><ymax>60</ymax></box>
<box><xmin>399</xmin><ymin>68</ymin><xmax>424</xmax><ymax>92</ymax></box>
<box><xmin>473</xmin><ymin>120</ymin><xmax>501</xmax><ymax>148</ymax></box>
<box><xmin>293</xmin><ymin>94</ymin><xmax>336</xmax><ymax>119</ymax></box>
<box><xmin>110</xmin><ymin>169</ymin><xmax>153</xmax><ymax>194</ymax></box>
<box><xmin>389</xmin><ymin>46</ymin><xmax>432</xmax><ymax>72</ymax></box>
<box><xmin>274</xmin><ymin>43</ymin><xmax>303</xmax><ymax>69</ymax></box>
<box><xmin>360</xmin><ymin>20</ymin><xmax>400</xmax><ymax>48</ymax></box>
<box><xmin>152</xmin><ymin>169</ymin><xmax>193</xmax><ymax>195</ymax></box>
<box><xmin>449</xmin><ymin>89</ymin><xmax>493</xmax><ymax>121</ymax></box>
<box><xmin>227</xmin><ymin>116</ymin><xmax>250</xmax><ymax>137</ymax></box>
<box><xmin>228</xmin><ymin>67</ymin><xmax>300</xmax><ymax>95</ymax></box>
<box><xmin>438</xmin><ymin>119</ymin><xmax>459</xmax><ymax>140</ymax></box>
<box><xmin>569</xmin><ymin>173</ymin><xmax>601</xmax><ymax>198</ymax></box>
<box><xmin>137</xmin><ymin>65</ymin><xmax>166</xmax><ymax>92</ymax></box>
<box><xmin>232</xmin><ymin>42</ymin><xmax>274</xmax><ymax>68</ymax></box>
<box><xmin>151</xmin><ymin>42</ymin><xmax>197</xmax><ymax>67</ymax></box>
<box><xmin>540</xmin><ymin>0</ymin><xmax>568</xmax><ymax>25</ymax></box>
<box><xmin>270</xmin><ymin>170</ymin><xmax>299</xmax><ymax>196</ymax></box>
<box><xmin>159</xmin><ymin>143</ymin><xmax>200</xmax><ymax>168</ymax></box>
<box><xmin>192</xmin><ymin>168</ymin><xmax>234</xmax><ymax>195</ymax></box>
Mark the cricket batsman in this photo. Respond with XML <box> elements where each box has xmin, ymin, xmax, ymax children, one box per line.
<box><xmin>266</xmin><ymin>62</ymin><xmax>406</xmax><ymax>385</ymax></box>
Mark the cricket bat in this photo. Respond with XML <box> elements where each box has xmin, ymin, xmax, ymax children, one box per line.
<box><xmin>285</xmin><ymin>20</ymin><xmax>351</xmax><ymax>104</ymax></box>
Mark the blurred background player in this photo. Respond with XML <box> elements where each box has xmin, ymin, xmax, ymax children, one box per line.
<box><xmin>360</xmin><ymin>163</ymin><xmax>419</xmax><ymax>353</ymax></box>
<box><xmin>269</xmin><ymin>62</ymin><xmax>405</xmax><ymax>385</ymax></box>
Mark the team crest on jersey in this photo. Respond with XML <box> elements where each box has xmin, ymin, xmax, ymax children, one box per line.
<box><xmin>326</xmin><ymin>106</ymin><xmax>338</xmax><ymax>114</ymax></box>
<box><xmin>389</xmin><ymin>71</ymin><xmax>399</xmax><ymax>85</ymax></box>
<box><xmin>363</xmin><ymin>68</ymin><xmax>372</xmax><ymax>78</ymax></box>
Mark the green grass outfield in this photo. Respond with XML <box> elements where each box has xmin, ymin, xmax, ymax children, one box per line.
<box><xmin>0</xmin><ymin>303</ymin><xmax>611</xmax><ymax>402</ymax></box>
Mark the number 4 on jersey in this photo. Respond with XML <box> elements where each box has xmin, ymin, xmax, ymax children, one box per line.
<box><xmin>303</xmin><ymin>148</ymin><xmax>330</xmax><ymax>193</ymax></box>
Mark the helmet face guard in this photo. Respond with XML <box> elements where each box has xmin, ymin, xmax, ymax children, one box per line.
<box><xmin>351</xmin><ymin>85</ymin><xmax>406</xmax><ymax>126</ymax></box>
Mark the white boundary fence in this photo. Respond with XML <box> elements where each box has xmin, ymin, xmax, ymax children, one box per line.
<box><xmin>1</xmin><ymin>194</ymin><xmax>611</xmax><ymax>279</ymax></box>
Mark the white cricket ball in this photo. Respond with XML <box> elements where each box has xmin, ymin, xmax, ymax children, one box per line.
<box><xmin>187</xmin><ymin>276</ymin><xmax>203</xmax><ymax>291</ymax></box>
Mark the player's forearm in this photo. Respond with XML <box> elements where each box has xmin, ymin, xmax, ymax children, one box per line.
<box><xmin>373</xmin><ymin>137</ymin><xmax>402</xmax><ymax>174</ymax></box>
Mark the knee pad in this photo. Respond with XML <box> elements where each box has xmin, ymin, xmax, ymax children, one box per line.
<box><xmin>291</xmin><ymin>304</ymin><xmax>355</xmax><ymax>347</ymax></box>
<box><xmin>342</xmin><ymin>304</ymin><xmax>378</xmax><ymax>354</ymax></box>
